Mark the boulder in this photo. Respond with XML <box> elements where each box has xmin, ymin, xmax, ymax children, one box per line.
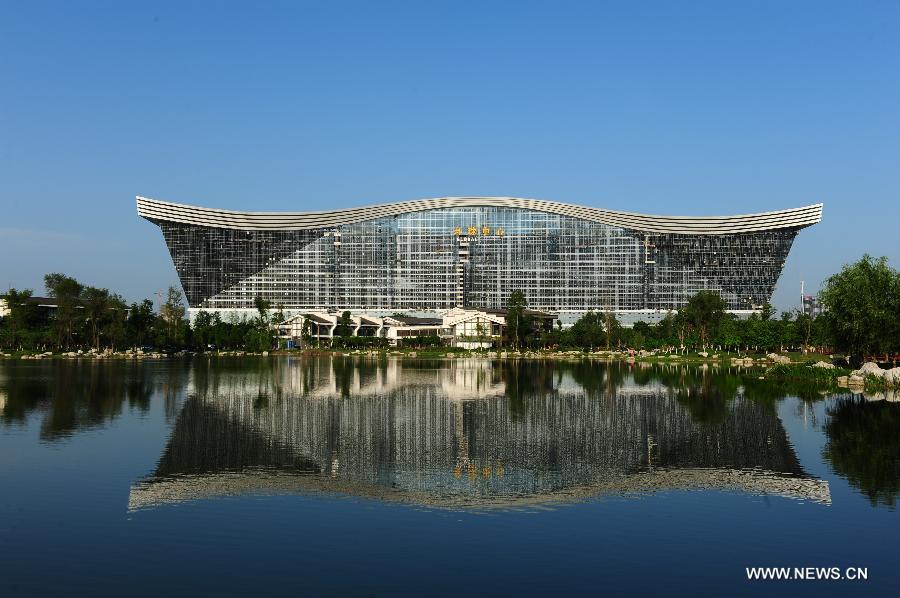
<box><xmin>767</xmin><ymin>353</ymin><xmax>791</xmax><ymax>364</ymax></box>
<box><xmin>850</xmin><ymin>363</ymin><xmax>900</xmax><ymax>386</ymax></box>
<box><xmin>811</xmin><ymin>361</ymin><xmax>835</xmax><ymax>369</ymax></box>
<box><xmin>854</xmin><ymin>362</ymin><xmax>885</xmax><ymax>377</ymax></box>
<box><xmin>698</xmin><ymin>351</ymin><xmax>709</xmax><ymax>358</ymax></box>
<box><xmin>884</xmin><ymin>368</ymin><xmax>900</xmax><ymax>387</ymax></box>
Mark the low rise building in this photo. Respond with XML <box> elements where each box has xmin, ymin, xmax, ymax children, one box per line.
<box><xmin>277</xmin><ymin>307</ymin><xmax>557</xmax><ymax>348</ymax></box>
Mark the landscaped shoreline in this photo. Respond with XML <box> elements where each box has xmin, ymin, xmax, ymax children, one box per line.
<box><xmin>4</xmin><ymin>347</ymin><xmax>897</xmax><ymax>395</ymax></box>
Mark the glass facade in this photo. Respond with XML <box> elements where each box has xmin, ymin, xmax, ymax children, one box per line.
<box><xmin>152</xmin><ymin>206</ymin><xmax>800</xmax><ymax>315</ymax></box>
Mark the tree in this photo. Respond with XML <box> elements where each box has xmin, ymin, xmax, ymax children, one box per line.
<box><xmin>301</xmin><ymin>315</ymin><xmax>314</xmax><ymax>346</ymax></box>
<box><xmin>505</xmin><ymin>290</ymin><xmax>532</xmax><ymax>349</ymax></box>
<box><xmin>127</xmin><ymin>299</ymin><xmax>156</xmax><ymax>348</ymax></box>
<box><xmin>81</xmin><ymin>286</ymin><xmax>111</xmax><ymax>350</ymax></box>
<box><xmin>570</xmin><ymin>312</ymin><xmax>604</xmax><ymax>350</ymax></box>
<box><xmin>254</xmin><ymin>296</ymin><xmax>271</xmax><ymax>322</ymax></box>
<box><xmin>794</xmin><ymin>310</ymin><xmax>814</xmax><ymax>353</ymax></box>
<box><xmin>105</xmin><ymin>293</ymin><xmax>128</xmax><ymax>350</ymax></box>
<box><xmin>243</xmin><ymin>297</ymin><xmax>276</xmax><ymax>351</ymax></box>
<box><xmin>334</xmin><ymin>310</ymin><xmax>354</xmax><ymax>338</ymax></box>
<box><xmin>602</xmin><ymin>312</ymin><xmax>620</xmax><ymax>350</ymax></box>
<box><xmin>1</xmin><ymin>288</ymin><xmax>45</xmax><ymax>351</ymax></box>
<box><xmin>819</xmin><ymin>255</ymin><xmax>900</xmax><ymax>361</ymax></box>
<box><xmin>192</xmin><ymin>310</ymin><xmax>215</xmax><ymax>349</ymax></box>
<box><xmin>159</xmin><ymin>286</ymin><xmax>187</xmax><ymax>348</ymax></box>
<box><xmin>679</xmin><ymin>290</ymin><xmax>727</xmax><ymax>349</ymax></box>
<box><xmin>44</xmin><ymin>273</ymin><xmax>83</xmax><ymax>348</ymax></box>
<box><xmin>714</xmin><ymin>316</ymin><xmax>741</xmax><ymax>352</ymax></box>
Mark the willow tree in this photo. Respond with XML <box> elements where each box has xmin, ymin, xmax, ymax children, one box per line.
<box><xmin>819</xmin><ymin>255</ymin><xmax>900</xmax><ymax>361</ymax></box>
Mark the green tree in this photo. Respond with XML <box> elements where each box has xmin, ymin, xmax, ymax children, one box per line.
<box><xmin>192</xmin><ymin>310</ymin><xmax>214</xmax><ymax>349</ymax></box>
<box><xmin>793</xmin><ymin>310</ymin><xmax>814</xmax><ymax>353</ymax></box>
<box><xmin>44</xmin><ymin>273</ymin><xmax>83</xmax><ymax>348</ymax></box>
<box><xmin>505</xmin><ymin>290</ymin><xmax>532</xmax><ymax>349</ymax></box>
<box><xmin>105</xmin><ymin>293</ymin><xmax>128</xmax><ymax>350</ymax></box>
<box><xmin>159</xmin><ymin>286</ymin><xmax>187</xmax><ymax>348</ymax></box>
<box><xmin>1</xmin><ymin>288</ymin><xmax>45</xmax><ymax>351</ymax></box>
<box><xmin>714</xmin><ymin>316</ymin><xmax>741</xmax><ymax>352</ymax></box>
<box><xmin>819</xmin><ymin>255</ymin><xmax>900</xmax><ymax>360</ymax></box>
<box><xmin>570</xmin><ymin>312</ymin><xmax>604</xmax><ymax>350</ymax></box>
<box><xmin>334</xmin><ymin>310</ymin><xmax>354</xmax><ymax>338</ymax></box>
<box><xmin>81</xmin><ymin>286</ymin><xmax>111</xmax><ymax>350</ymax></box>
<box><xmin>602</xmin><ymin>312</ymin><xmax>620</xmax><ymax>350</ymax></box>
<box><xmin>254</xmin><ymin>296</ymin><xmax>271</xmax><ymax>322</ymax></box>
<box><xmin>126</xmin><ymin>299</ymin><xmax>157</xmax><ymax>348</ymax></box>
<box><xmin>679</xmin><ymin>290</ymin><xmax>727</xmax><ymax>349</ymax></box>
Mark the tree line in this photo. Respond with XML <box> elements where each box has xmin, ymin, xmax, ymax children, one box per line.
<box><xmin>2</xmin><ymin>255</ymin><xmax>897</xmax><ymax>357</ymax></box>
<box><xmin>0</xmin><ymin>274</ymin><xmax>278</xmax><ymax>353</ymax></box>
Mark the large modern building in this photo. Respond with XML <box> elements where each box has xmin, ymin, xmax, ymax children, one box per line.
<box><xmin>137</xmin><ymin>195</ymin><xmax>822</xmax><ymax>325</ymax></box>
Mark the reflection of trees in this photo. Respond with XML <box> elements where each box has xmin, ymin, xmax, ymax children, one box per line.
<box><xmin>823</xmin><ymin>396</ymin><xmax>900</xmax><ymax>508</ymax></box>
<box><xmin>675</xmin><ymin>388</ymin><xmax>731</xmax><ymax>425</ymax></box>
<box><xmin>497</xmin><ymin>360</ymin><xmax>558</xmax><ymax>415</ymax></box>
<box><xmin>0</xmin><ymin>361</ymin><xmax>168</xmax><ymax>440</ymax></box>
<box><xmin>568</xmin><ymin>360</ymin><xmax>627</xmax><ymax>397</ymax></box>
<box><xmin>672</xmin><ymin>369</ymin><xmax>743</xmax><ymax>425</ymax></box>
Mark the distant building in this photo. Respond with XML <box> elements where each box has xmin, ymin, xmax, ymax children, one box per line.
<box><xmin>137</xmin><ymin>195</ymin><xmax>822</xmax><ymax>326</ymax></box>
<box><xmin>277</xmin><ymin>307</ymin><xmax>557</xmax><ymax>348</ymax></box>
<box><xmin>0</xmin><ymin>296</ymin><xmax>79</xmax><ymax>317</ymax></box>
<box><xmin>801</xmin><ymin>295</ymin><xmax>824</xmax><ymax>319</ymax></box>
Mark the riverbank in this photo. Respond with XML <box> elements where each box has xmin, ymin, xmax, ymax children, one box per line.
<box><xmin>6</xmin><ymin>346</ymin><xmax>896</xmax><ymax>391</ymax></box>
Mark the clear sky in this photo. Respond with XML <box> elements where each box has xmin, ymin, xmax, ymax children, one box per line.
<box><xmin>1</xmin><ymin>1</ymin><xmax>898</xmax><ymax>312</ymax></box>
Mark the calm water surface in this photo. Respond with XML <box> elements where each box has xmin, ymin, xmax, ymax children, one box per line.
<box><xmin>0</xmin><ymin>357</ymin><xmax>897</xmax><ymax>596</ymax></box>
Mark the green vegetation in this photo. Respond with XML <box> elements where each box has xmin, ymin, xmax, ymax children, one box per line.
<box><xmin>0</xmin><ymin>274</ymin><xmax>279</xmax><ymax>354</ymax></box>
<box><xmin>823</xmin><ymin>396</ymin><xmax>900</xmax><ymax>508</ymax></box>
<box><xmin>2</xmin><ymin>254</ymin><xmax>896</xmax><ymax>359</ymax></box>
<box><xmin>818</xmin><ymin>255</ymin><xmax>900</xmax><ymax>361</ymax></box>
<box><xmin>504</xmin><ymin>290</ymin><xmax>531</xmax><ymax>350</ymax></box>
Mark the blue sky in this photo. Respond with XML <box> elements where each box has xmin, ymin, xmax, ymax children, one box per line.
<box><xmin>1</xmin><ymin>1</ymin><xmax>898</xmax><ymax>311</ymax></box>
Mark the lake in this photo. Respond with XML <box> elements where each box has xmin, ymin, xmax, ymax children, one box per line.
<box><xmin>0</xmin><ymin>356</ymin><xmax>897</xmax><ymax>596</ymax></box>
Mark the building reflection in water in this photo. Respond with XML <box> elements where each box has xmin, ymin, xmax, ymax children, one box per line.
<box><xmin>129</xmin><ymin>357</ymin><xmax>831</xmax><ymax>510</ymax></box>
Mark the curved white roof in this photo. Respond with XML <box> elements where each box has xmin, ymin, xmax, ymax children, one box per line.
<box><xmin>137</xmin><ymin>195</ymin><xmax>822</xmax><ymax>235</ymax></box>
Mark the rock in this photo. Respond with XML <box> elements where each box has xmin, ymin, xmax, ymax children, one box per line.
<box><xmin>261</xmin><ymin>351</ymin><xmax>269</xmax><ymax>356</ymax></box>
<box><xmin>882</xmin><ymin>367</ymin><xmax>900</xmax><ymax>387</ymax></box>
<box><xmin>812</xmin><ymin>361</ymin><xmax>835</xmax><ymax>369</ymax></box>
<box><xmin>850</xmin><ymin>363</ymin><xmax>900</xmax><ymax>387</ymax></box>
<box><xmin>854</xmin><ymin>362</ymin><xmax>884</xmax><ymax>377</ymax></box>
<box><xmin>767</xmin><ymin>353</ymin><xmax>791</xmax><ymax>364</ymax></box>
<box><xmin>698</xmin><ymin>351</ymin><xmax>708</xmax><ymax>358</ymax></box>
<box><xmin>848</xmin><ymin>374</ymin><xmax>865</xmax><ymax>386</ymax></box>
